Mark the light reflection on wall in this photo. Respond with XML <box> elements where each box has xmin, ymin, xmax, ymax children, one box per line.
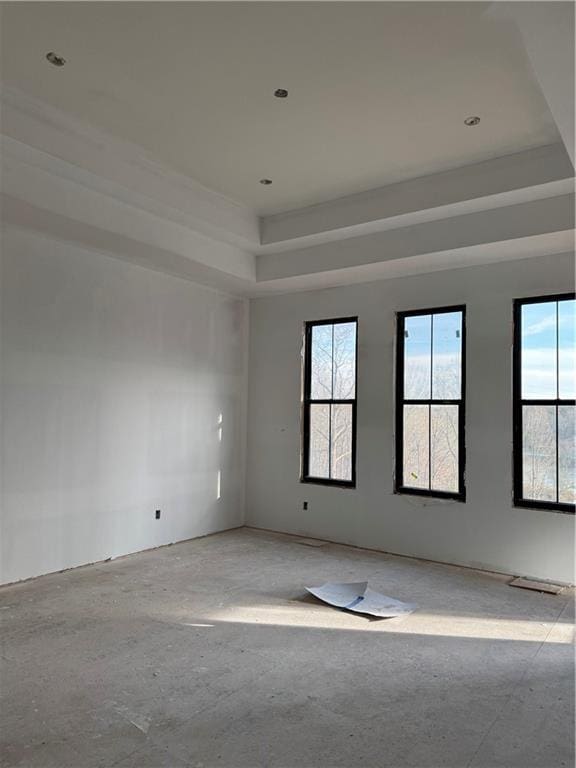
<box><xmin>217</xmin><ymin>413</ymin><xmax>223</xmax><ymax>499</ymax></box>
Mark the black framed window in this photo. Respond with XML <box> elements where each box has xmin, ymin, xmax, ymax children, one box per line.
<box><xmin>302</xmin><ymin>317</ymin><xmax>357</xmax><ymax>486</ymax></box>
<box><xmin>395</xmin><ymin>306</ymin><xmax>466</xmax><ymax>500</ymax></box>
<box><xmin>513</xmin><ymin>293</ymin><xmax>575</xmax><ymax>513</ymax></box>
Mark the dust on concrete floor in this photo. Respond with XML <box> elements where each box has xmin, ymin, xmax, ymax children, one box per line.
<box><xmin>1</xmin><ymin>527</ymin><xmax>574</xmax><ymax>768</ymax></box>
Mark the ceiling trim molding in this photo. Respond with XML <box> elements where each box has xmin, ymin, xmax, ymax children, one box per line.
<box><xmin>257</xmin><ymin>194</ymin><xmax>575</xmax><ymax>281</ymax></box>
<box><xmin>0</xmin><ymin>85</ymin><xmax>260</xmax><ymax>249</ymax></box>
<box><xmin>1</xmin><ymin>85</ymin><xmax>573</xmax><ymax>298</ymax></box>
<box><xmin>2</xmin><ymin>204</ymin><xmax>253</xmax><ymax>298</ymax></box>
<box><xmin>251</xmin><ymin>240</ymin><xmax>575</xmax><ymax>297</ymax></box>
<box><xmin>259</xmin><ymin>143</ymin><xmax>574</xmax><ymax>251</ymax></box>
<box><xmin>1</xmin><ymin>145</ymin><xmax>256</xmax><ymax>290</ymax></box>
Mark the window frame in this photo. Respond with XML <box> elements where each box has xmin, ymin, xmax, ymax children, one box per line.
<box><xmin>301</xmin><ymin>316</ymin><xmax>358</xmax><ymax>488</ymax></box>
<box><xmin>513</xmin><ymin>292</ymin><xmax>576</xmax><ymax>514</ymax></box>
<box><xmin>395</xmin><ymin>304</ymin><xmax>466</xmax><ymax>501</ymax></box>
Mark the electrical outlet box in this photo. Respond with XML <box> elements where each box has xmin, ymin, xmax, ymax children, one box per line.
<box><xmin>303</xmin><ymin>501</ymin><xmax>308</xmax><ymax>510</ymax></box>
<box><xmin>155</xmin><ymin>510</ymin><xmax>161</xmax><ymax>520</ymax></box>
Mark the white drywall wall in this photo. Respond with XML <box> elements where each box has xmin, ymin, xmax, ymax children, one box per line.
<box><xmin>0</xmin><ymin>227</ymin><xmax>248</xmax><ymax>584</ymax></box>
<box><xmin>246</xmin><ymin>252</ymin><xmax>575</xmax><ymax>583</ymax></box>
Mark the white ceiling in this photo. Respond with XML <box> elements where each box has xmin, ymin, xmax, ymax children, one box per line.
<box><xmin>0</xmin><ymin>2</ymin><xmax>560</xmax><ymax>215</ymax></box>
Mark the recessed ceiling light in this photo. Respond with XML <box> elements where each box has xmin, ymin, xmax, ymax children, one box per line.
<box><xmin>464</xmin><ymin>116</ymin><xmax>480</xmax><ymax>126</ymax></box>
<box><xmin>46</xmin><ymin>51</ymin><xmax>66</xmax><ymax>67</ymax></box>
<box><xmin>259</xmin><ymin>178</ymin><xmax>273</xmax><ymax>186</ymax></box>
<box><xmin>274</xmin><ymin>88</ymin><xmax>288</xmax><ymax>99</ymax></box>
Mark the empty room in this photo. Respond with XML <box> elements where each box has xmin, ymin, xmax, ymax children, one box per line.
<box><xmin>0</xmin><ymin>2</ymin><xmax>574</xmax><ymax>767</ymax></box>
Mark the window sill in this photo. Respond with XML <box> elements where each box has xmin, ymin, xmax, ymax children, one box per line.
<box><xmin>395</xmin><ymin>487</ymin><xmax>466</xmax><ymax>502</ymax></box>
<box><xmin>301</xmin><ymin>477</ymin><xmax>356</xmax><ymax>489</ymax></box>
<box><xmin>514</xmin><ymin>498</ymin><xmax>575</xmax><ymax>515</ymax></box>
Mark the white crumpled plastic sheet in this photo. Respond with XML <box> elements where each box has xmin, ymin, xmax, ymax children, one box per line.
<box><xmin>306</xmin><ymin>581</ymin><xmax>416</xmax><ymax>618</ymax></box>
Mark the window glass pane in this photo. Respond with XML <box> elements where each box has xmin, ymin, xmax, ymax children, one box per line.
<box><xmin>404</xmin><ymin>315</ymin><xmax>431</xmax><ymax>399</ymax></box>
<box><xmin>559</xmin><ymin>300</ymin><xmax>575</xmax><ymax>399</ymax></box>
<box><xmin>558</xmin><ymin>406</ymin><xmax>575</xmax><ymax>503</ymax></box>
<box><xmin>310</xmin><ymin>324</ymin><xmax>333</xmax><ymax>399</ymax></box>
<box><xmin>521</xmin><ymin>302</ymin><xmax>557</xmax><ymax>399</ymax></box>
<box><xmin>333</xmin><ymin>322</ymin><xmax>356</xmax><ymax>399</ymax></box>
<box><xmin>522</xmin><ymin>405</ymin><xmax>556</xmax><ymax>501</ymax></box>
<box><xmin>432</xmin><ymin>312</ymin><xmax>462</xmax><ymax>399</ymax></box>
<box><xmin>331</xmin><ymin>404</ymin><xmax>353</xmax><ymax>481</ymax></box>
<box><xmin>403</xmin><ymin>405</ymin><xmax>429</xmax><ymax>489</ymax></box>
<box><xmin>430</xmin><ymin>405</ymin><xmax>459</xmax><ymax>492</ymax></box>
<box><xmin>308</xmin><ymin>404</ymin><xmax>330</xmax><ymax>478</ymax></box>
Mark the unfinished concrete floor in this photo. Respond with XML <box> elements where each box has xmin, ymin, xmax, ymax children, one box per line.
<box><xmin>1</xmin><ymin>528</ymin><xmax>574</xmax><ymax>768</ymax></box>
